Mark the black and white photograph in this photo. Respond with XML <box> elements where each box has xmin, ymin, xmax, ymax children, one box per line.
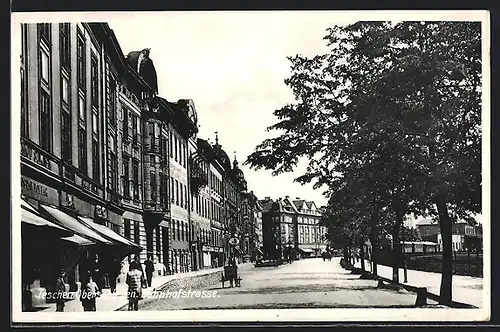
<box><xmin>11</xmin><ymin>10</ymin><xmax>490</xmax><ymax>323</ymax></box>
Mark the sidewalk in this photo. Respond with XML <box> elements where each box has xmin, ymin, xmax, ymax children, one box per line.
<box><xmin>353</xmin><ymin>260</ymin><xmax>484</xmax><ymax>308</ymax></box>
<box><xmin>35</xmin><ymin>263</ymin><xmax>252</xmax><ymax>312</ymax></box>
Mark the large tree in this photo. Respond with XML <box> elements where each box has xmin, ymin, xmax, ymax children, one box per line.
<box><xmin>245</xmin><ymin>21</ymin><xmax>481</xmax><ymax>305</ymax></box>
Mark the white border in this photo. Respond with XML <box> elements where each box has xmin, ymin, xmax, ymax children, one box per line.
<box><xmin>11</xmin><ymin>10</ymin><xmax>491</xmax><ymax>323</ymax></box>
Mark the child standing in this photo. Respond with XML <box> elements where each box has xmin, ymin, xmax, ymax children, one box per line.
<box><xmin>80</xmin><ymin>273</ymin><xmax>101</xmax><ymax>311</ymax></box>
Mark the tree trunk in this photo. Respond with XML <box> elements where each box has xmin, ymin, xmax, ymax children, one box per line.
<box><xmin>343</xmin><ymin>244</ymin><xmax>349</xmax><ymax>266</ymax></box>
<box><xmin>436</xmin><ymin>199</ymin><xmax>453</xmax><ymax>305</ymax></box>
<box><xmin>370</xmin><ymin>214</ymin><xmax>379</xmax><ymax>275</ymax></box>
<box><xmin>359</xmin><ymin>238</ymin><xmax>365</xmax><ymax>271</ymax></box>
<box><xmin>392</xmin><ymin>211</ymin><xmax>404</xmax><ymax>283</ymax></box>
<box><xmin>347</xmin><ymin>245</ymin><xmax>352</xmax><ymax>266</ymax></box>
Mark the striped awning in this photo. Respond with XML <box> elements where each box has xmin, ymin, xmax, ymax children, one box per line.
<box><xmin>40</xmin><ymin>204</ymin><xmax>113</xmax><ymax>245</ymax></box>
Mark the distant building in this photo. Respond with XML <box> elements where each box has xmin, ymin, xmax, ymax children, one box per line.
<box><xmin>417</xmin><ymin>219</ymin><xmax>483</xmax><ymax>252</ymax></box>
<box><xmin>260</xmin><ymin>196</ymin><xmax>328</xmax><ymax>260</ymax></box>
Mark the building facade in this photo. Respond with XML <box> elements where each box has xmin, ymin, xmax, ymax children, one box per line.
<box><xmin>260</xmin><ymin>197</ymin><xmax>328</xmax><ymax>260</ymax></box>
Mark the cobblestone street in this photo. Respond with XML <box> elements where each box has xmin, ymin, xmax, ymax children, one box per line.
<box><xmin>133</xmin><ymin>258</ymin><xmax>436</xmax><ymax>310</ymax></box>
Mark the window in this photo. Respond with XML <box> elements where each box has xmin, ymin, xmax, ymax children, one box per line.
<box><xmin>109</xmin><ymin>78</ymin><xmax>116</xmax><ymax>126</ymax></box>
<box><xmin>159</xmin><ymin>172</ymin><xmax>164</xmax><ymax>204</ymax></box>
<box><xmin>110</xmin><ymin>152</ymin><xmax>118</xmax><ymax>191</ymax></box>
<box><xmin>175</xmin><ymin>180</ymin><xmax>179</xmax><ymax>205</ymax></box>
<box><xmin>78</xmin><ymin>127</ymin><xmax>87</xmax><ymax>173</ymax></box>
<box><xmin>176</xmin><ymin>220</ymin><xmax>180</xmax><ymax>240</ymax></box>
<box><xmin>91</xmin><ymin>54</ymin><xmax>99</xmax><ymax>107</ymax></box>
<box><xmin>156</xmin><ymin>226</ymin><xmax>161</xmax><ymax>258</ymax></box>
<box><xmin>134</xmin><ymin>221</ymin><xmax>140</xmax><ymax>244</ymax></box>
<box><xmin>39</xmin><ymin>90</ymin><xmax>52</xmax><ymax>152</ymax></box>
<box><xmin>123</xmin><ymin>156</ymin><xmax>130</xmax><ymax>198</ymax></box>
<box><xmin>133</xmin><ymin>160</ymin><xmax>139</xmax><ymax>200</ymax></box>
<box><xmin>61</xmin><ymin>75</ymin><xmax>70</xmax><ymax>105</ymax></box>
<box><xmin>170</xmin><ymin>177</ymin><xmax>175</xmax><ymax>203</ymax></box>
<box><xmin>77</xmin><ymin>32</ymin><xmax>86</xmax><ymax>89</ymax></box>
<box><xmin>123</xmin><ymin>107</ymin><xmax>129</xmax><ymax>139</ymax></box>
<box><xmin>124</xmin><ymin>219</ymin><xmax>131</xmax><ymax>239</ymax></box>
<box><xmin>79</xmin><ymin>96</ymin><xmax>86</xmax><ymax>121</ymax></box>
<box><xmin>92</xmin><ymin>112</ymin><xmax>98</xmax><ymax>134</ymax></box>
<box><xmin>61</xmin><ymin>110</ymin><xmax>71</xmax><ymax>162</ymax></box>
<box><xmin>151</xmin><ymin>172</ymin><xmax>157</xmax><ymax>201</ymax></box>
<box><xmin>181</xmin><ymin>223</ymin><xmax>184</xmax><ymax>241</ymax></box>
<box><xmin>172</xmin><ymin>221</ymin><xmax>176</xmax><ymax>240</ymax></box>
<box><xmin>174</xmin><ymin>136</ymin><xmax>178</xmax><ymax>162</ymax></box>
<box><xmin>92</xmin><ymin>139</ymin><xmax>99</xmax><ymax>180</ymax></box>
<box><xmin>180</xmin><ymin>185</ymin><xmax>184</xmax><ymax>208</ymax></box>
<box><xmin>40</xmin><ymin>48</ymin><xmax>50</xmax><ymax>84</ymax></box>
<box><xmin>170</xmin><ymin>132</ymin><xmax>173</xmax><ymax>157</ymax></box>
<box><xmin>150</xmin><ymin>155</ymin><xmax>155</xmax><ymax>166</ymax></box>
<box><xmin>38</xmin><ymin>23</ymin><xmax>51</xmax><ymax>43</ymax></box>
<box><xmin>60</xmin><ymin>23</ymin><xmax>71</xmax><ymax>70</ymax></box>
<box><xmin>132</xmin><ymin>115</ymin><xmax>138</xmax><ymax>145</ymax></box>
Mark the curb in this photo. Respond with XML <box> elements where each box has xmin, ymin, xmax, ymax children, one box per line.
<box><xmin>341</xmin><ymin>264</ymin><xmax>478</xmax><ymax>309</ymax></box>
<box><xmin>114</xmin><ymin>263</ymin><xmax>254</xmax><ymax>311</ymax></box>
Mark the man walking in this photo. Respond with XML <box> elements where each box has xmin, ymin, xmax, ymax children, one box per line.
<box><xmin>126</xmin><ymin>263</ymin><xmax>143</xmax><ymax>311</ymax></box>
<box><xmin>144</xmin><ymin>255</ymin><xmax>155</xmax><ymax>288</ymax></box>
<box><xmin>54</xmin><ymin>269</ymin><xmax>66</xmax><ymax>312</ymax></box>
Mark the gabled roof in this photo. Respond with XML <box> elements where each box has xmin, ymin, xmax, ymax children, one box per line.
<box><xmin>258</xmin><ymin>199</ymin><xmax>275</xmax><ymax>213</ymax></box>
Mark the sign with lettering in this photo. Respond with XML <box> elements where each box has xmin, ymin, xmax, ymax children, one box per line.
<box><xmin>20</xmin><ymin>140</ymin><xmax>54</xmax><ymax>172</ymax></box>
<box><xmin>21</xmin><ymin>176</ymin><xmax>58</xmax><ymax>205</ymax></box>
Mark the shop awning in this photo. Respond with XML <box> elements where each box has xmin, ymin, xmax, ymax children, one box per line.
<box><xmin>21</xmin><ymin>199</ymin><xmax>73</xmax><ymax>237</ymax></box>
<box><xmin>79</xmin><ymin>216</ymin><xmax>144</xmax><ymax>251</ymax></box>
<box><xmin>62</xmin><ymin>234</ymin><xmax>95</xmax><ymax>246</ymax></box>
<box><xmin>39</xmin><ymin>204</ymin><xmax>113</xmax><ymax>245</ymax></box>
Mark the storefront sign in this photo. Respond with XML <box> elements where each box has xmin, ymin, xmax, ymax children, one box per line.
<box><xmin>21</xmin><ymin>140</ymin><xmax>55</xmax><ymax>173</ymax></box>
<box><xmin>21</xmin><ymin>176</ymin><xmax>58</xmax><ymax>204</ymax></box>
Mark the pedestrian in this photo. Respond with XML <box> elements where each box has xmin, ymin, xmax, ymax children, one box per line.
<box><xmin>54</xmin><ymin>269</ymin><xmax>67</xmax><ymax>312</ymax></box>
<box><xmin>109</xmin><ymin>257</ymin><xmax>122</xmax><ymax>293</ymax></box>
<box><xmin>130</xmin><ymin>255</ymin><xmax>147</xmax><ymax>290</ymax></box>
<box><xmin>321</xmin><ymin>251</ymin><xmax>326</xmax><ymax>262</ymax></box>
<box><xmin>92</xmin><ymin>254</ymin><xmax>104</xmax><ymax>291</ymax></box>
<box><xmin>144</xmin><ymin>255</ymin><xmax>154</xmax><ymax>288</ymax></box>
<box><xmin>126</xmin><ymin>262</ymin><xmax>143</xmax><ymax>311</ymax></box>
<box><xmin>80</xmin><ymin>273</ymin><xmax>101</xmax><ymax>311</ymax></box>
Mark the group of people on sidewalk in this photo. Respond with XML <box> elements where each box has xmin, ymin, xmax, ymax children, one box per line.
<box><xmin>54</xmin><ymin>254</ymin><xmax>158</xmax><ymax>312</ymax></box>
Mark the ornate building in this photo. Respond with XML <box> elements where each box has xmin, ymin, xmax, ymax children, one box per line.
<box><xmin>260</xmin><ymin>197</ymin><xmax>328</xmax><ymax>261</ymax></box>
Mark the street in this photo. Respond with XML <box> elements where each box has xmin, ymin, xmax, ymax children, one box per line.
<box><xmin>133</xmin><ymin>257</ymin><xmax>436</xmax><ymax>310</ymax></box>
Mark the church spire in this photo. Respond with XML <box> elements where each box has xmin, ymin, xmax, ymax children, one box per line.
<box><xmin>215</xmin><ymin>131</ymin><xmax>219</xmax><ymax>145</ymax></box>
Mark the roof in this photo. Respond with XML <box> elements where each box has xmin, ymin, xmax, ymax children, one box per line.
<box><xmin>258</xmin><ymin>199</ymin><xmax>275</xmax><ymax>213</ymax></box>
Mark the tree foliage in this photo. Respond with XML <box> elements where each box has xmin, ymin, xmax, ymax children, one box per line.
<box><xmin>245</xmin><ymin>21</ymin><xmax>482</xmax><ymax>305</ymax></box>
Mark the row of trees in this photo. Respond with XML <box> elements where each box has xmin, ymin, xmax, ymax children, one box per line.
<box><xmin>245</xmin><ymin>21</ymin><xmax>482</xmax><ymax>305</ymax></box>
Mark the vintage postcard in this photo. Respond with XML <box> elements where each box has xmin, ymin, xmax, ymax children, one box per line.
<box><xmin>11</xmin><ymin>10</ymin><xmax>490</xmax><ymax>324</ymax></box>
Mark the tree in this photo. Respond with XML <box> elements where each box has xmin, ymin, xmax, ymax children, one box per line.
<box><xmin>245</xmin><ymin>21</ymin><xmax>481</xmax><ymax>305</ymax></box>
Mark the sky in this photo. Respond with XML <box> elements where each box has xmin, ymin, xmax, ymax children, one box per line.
<box><xmin>108</xmin><ymin>12</ymin><xmax>360</xmax><ymax>207</ymax></box>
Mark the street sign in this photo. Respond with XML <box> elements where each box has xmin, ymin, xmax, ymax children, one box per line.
<box><xmin>228</xmin><ymin>237</ymin><xmax>240</xmax><ymax>246</ymax></box>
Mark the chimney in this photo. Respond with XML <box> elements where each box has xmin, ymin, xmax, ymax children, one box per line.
<box><xmin>265</xmin><ymin>196</ymin><xmax>270</xmax><ymax>200</ymax></box>
<box><xmin>296</xmin><ymin>197</ymin><xmax>300</xmax><ymax>199</ymax></box>
<box><xmin>285</xmin><ymin>196</ymin><xmax>289</xmax><ymax>199</ymax></box>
